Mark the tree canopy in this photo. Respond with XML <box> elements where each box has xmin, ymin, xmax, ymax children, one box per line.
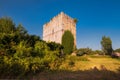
<box><xmin>62</xmin><ymin>30</ymin><xmax>74</xmax><ymax>54</ymax></box>
<box><xmin>101</xmin><ymin>36</ymin><xmax>113</xmax><ymax>55</ymax></box>
<box><xmin>0</xmin><ymin>17</ymin><xmax>63</xmax><ymax>76</ymax></box>
<box><xmin>0</xmin><ymin>17</ymin><xmax>15</xmax><ymax>33</ymax></box>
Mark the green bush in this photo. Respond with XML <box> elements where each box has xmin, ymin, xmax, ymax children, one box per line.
<box><xmin>9</xmin><ymin>60</ymin><xmax>24</xmax><ymax>75</ymax></box>
<box><xmin>43</xmin><ymin>51</ymin><xmax>64</xmax><ymax>70</ymax></box>
<box><xmin>0</xmin><ymin>17</ymin><xmax>64</xmax><ymax>77</ymax></box>
<box><xmin>76</xmin><ymin>48</ymin><xmax>93</xmax><ymax>56</ymax></box>
<box><xmin>62</xmin><ymin>30</ymin><xmax>74</xmax><ymax>54</ymax></box>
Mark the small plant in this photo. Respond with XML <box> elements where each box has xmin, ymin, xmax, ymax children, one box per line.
<box><xmin>73</xmin><ymin>18</ymin><xmax>78</xmax><ymax>23</ymax></box>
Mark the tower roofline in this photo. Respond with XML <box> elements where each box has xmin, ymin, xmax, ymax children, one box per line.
<box><xmin>44</xmin><ymin>11</ymin><xmax>74</xmax><ymax>27</ymax></box>
<box><xmin>59</xmin><ymin>11</ymin><xmax>74</xmax><ymax>20</ymax></box>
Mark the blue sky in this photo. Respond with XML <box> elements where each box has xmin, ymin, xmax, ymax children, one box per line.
<box><xmin>0</xmin><ymin>0</ymin><xmax>120</xmax><ymax>50</ymax></box>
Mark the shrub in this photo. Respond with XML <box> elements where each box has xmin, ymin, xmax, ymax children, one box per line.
<box><xmin>0</xmin><ymin>17</ymin><xmax>65</xmax><ymax>77</ymax></box>
<box><xmin>44</xmin><ymin>51</ymin><xmax>62</xmax><ymax>70</ymax></box>
<box><xmin>76</xmin><ymin>48</ymin><xmax>93</xmax><ymax>56</ymax></box>
<box><xmin>62</xmin><ymin>30</ymin><xmax>74</xmax><ymax>54</ymax></box>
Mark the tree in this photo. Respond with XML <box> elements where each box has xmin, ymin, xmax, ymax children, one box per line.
<box><xmin>14</xmin><ymin>41</ymin><xmax>32</xmax><ymax>58</ymax></box>
<box><xmin>0</xmin><ymin>17</ymin><xmax>15</xmax><ymax>33</ymax></box>
<box><xmin>101</xmin><ymin>36</ymin><xmax>113</xmax><ymax>55</ymax></box>
<box><xmin>0</xmin><ymin>16</ymin><xmax>65</xmax><ymax>76</ymax></box>
<box><xmin>62</xmin><ymin>30</ymin><xmax>74</xmax><ymax>54</ymax></box>
<box><xmin>26</xmin><ymin>35</ymin><xmax>40</xmax><ymax>47</ymax></box>
<box><xmin>16</xmin><ymin>24</ymin><xmax>27</xmax><ymax>35</ymax></box>
<box><xmin>114</xmin><ymin>48</ymin><xmax>120</xmax><ymax>53</ymax></box>
<box><xmin>34</xmin><ymin>41</ymin><xmax>49</xmax><ymax>57</ymax></box>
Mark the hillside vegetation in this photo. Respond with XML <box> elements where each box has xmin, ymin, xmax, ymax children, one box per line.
<box><xmin>0</xmin><ymin>17</ymin><xmax>64</xmax><ymax>77</ymax></box>
<box><xmin>60</xmin><ymin>55</ymin><xmax>120</xmax><ymax>72</ymax></box>
<box><xmin>0</xmin><ymin>17</ymin><xmax>120</xmax><ymax>80</ymax></box>
<box><xmin>10</xmin><ymin>55</ymin><xmax>120</xmax><ymax>80</ymax></box>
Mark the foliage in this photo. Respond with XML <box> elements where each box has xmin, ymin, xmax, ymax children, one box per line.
<box><xmin>0</xmin><ymin>17</ymin><xmax>63</xmax><ymax>76</ymax></box>
<box><xmin>76</xmin><ymin>48</ymin><xmax>93</xmax><ymax>56</ymax></box>
<box><xmin>114</xmin><ymin>48</ymin><xmax>120</xmax><ymax>53</ymax></box>
<box><xmin>16</xmin><ymin>24</ymin><xmax>27</xmax><ymax>35</ymax></box>
<box><xmin>93</xmin><ymin>50</ymin><xmax>103</xmax><ymax>55</ymax></box>
<box><xmin>0</xmin><ymin>17</ymin><xmax>15</xmax><ymax>33</ymax></box>
<box><xmin>1</xmin><ymin>16</ymin><xmax>118</xmax><ymax>78</ymax></box>
<box><xmin>62</xmin><ymin>30</ymin><xmax>74</xmax><ymax>54</ymax></box>
<box><xmin>101</xmin><ymin>36</ymin><xmax>113</xmax><ymax>55</ymax></box>
<box><xmin>73</xmin><ymin>18</ymin><xmax>78</xmax><ymax>23</ymax></box>
<box><xmin>47</xmin><ymin>42</ymin><xmax>63</xmax><ymax>51</ymax></box>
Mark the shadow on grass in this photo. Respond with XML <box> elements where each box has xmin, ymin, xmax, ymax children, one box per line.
<box><xmin>1</xmin><ymin>67</ymin><xmax>120</xmax><ymax>80</ymax></box>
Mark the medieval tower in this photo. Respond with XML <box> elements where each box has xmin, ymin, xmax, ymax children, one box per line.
<box><xmin>43</xmin><ymin>12</ymin><xmax>76</xmax><ymax>46</ymax></box>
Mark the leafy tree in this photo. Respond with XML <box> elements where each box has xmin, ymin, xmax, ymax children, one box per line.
<box><xmin>62</xmin><ymin>30</ymin><xmax>74</xmax><ymax>54</ymax></box>
<box><xmin>15</xmin><ymin>24</ymin><xmax>28</xmax><ymax>42</ymax></box>
<box><xmin>14</xmin><ymin>41</ymin><xmax>32</xmax><ymax>58</ymax></box>
<box><xmin>114</xmin><ymin>48</ymin><xmax>120</xmax><ymax>53</ymax></box>
<box><xmin>26</xmin><ymin>35</ymin><xmax>40</xmax><ymax>47</ymax></box>
<box><xmin>33</xmin><ymin>41</ymin><xmax>49</xmax><ymax>57</ymax></box>
<box><xmin>16</xmin><ymin>24</ymin><xmax>27</xmax><ymax>35</ymax></box>
<box><xmin>0</xmin><ymin>34</ymin><xmax>16</xmax><ymax>56</ymax></box>
<box><xmin>0</xmin><ymin>17</ymin><xmax>64</xmax><ymax>76</ymax></box>
<box><xmin>101</xmin><ymin>36</ymin><xmax>113</xmax><ymax>55</ymax></box>
<box><xmin>0</xmin><ymin>17</ymin><xmax>15</xmax><ymax>33</ymax></box>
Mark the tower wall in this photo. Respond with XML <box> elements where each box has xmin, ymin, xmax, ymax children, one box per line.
<box><xmin>43</xmin><ymin>12</ymin><xmax>76</xmax><ymax>46</ymax></box>
<box><xmin>61</xmin><ymin>12</ymin><xmax>76</xmax><ymax>46</ymax></box>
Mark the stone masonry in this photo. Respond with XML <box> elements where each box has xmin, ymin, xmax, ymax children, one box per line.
<box><xmin>43</xmin><ymin>12</ymin><xmax>76</xmax><ymax>46</ymax></box>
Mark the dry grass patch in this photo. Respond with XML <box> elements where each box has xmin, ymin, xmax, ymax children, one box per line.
<box><xmin>59</xmin><ymin>55</ymin><xmax>120</xmax><ymax>72</ymax></box>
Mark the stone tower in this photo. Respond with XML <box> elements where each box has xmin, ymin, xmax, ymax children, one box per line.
<box><xmin>43</xmin><ymin>12</ymin><xmax>76</xmax><ymax>46</ymax></box>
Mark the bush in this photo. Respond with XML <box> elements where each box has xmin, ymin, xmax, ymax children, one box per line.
<box><xmin>0</xmin><ymin>17</ymin><xmax>64</xmax><ymax>77</ymax></box>
<box><xmin>62</xmin><ymin>30</ymin><xmax>74</xmax><ymax>54</ymax></box>
<box><xmin>44</xmin><ymin>51</ymin><xmax>63</xmax><ymax>70</ymax></box>
<box><xmin>76</xmin><ymin>48</ymin><xmax>93</xmax><ymax>56</ymax></box>
<box><xmin>10</xmin><ymin>60</ymin><xmax>24</xmax><ymax>75</ymax></box>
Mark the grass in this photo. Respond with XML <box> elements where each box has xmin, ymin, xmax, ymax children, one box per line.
<box><xmin>28</xmin><ymin>55</ymin><xmax>120</xmax><ymax>80</ymax></box>
<box><xmin>59</xmin><ymin>55</ymin><xmax>120</xmax><ymax>72</ymax></box>
<box><xmin>1</xmin><ymin>55</ymin><xmax>120</xmax><ymax>80</ymax></box>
